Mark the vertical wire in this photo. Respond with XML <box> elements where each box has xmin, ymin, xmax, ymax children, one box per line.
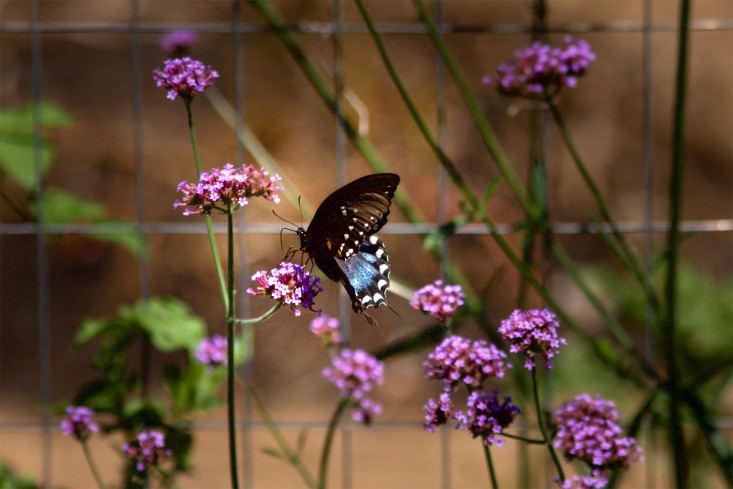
<box><xmin>331</xmin><ymin>3</ymin><xmax>353</xmax><ymax>487</ymax></box>
<box><xmin>230</xmin><ymin>1</ymin><xmax>254</xmax><ymax>486</ymax></box>
<box><xmin>30</xmin><ymin>0</ymin><xmax>52</xmax><ymax>485</ymax></box>
<box><xmin>641</xmin><ymin>0</ymin><xmax>657</xmax><ymax>486</ymax></box>
<box><xmin>433</xmin><ymin>4</ymin><xmax>453</xmax><ymax>489</ymax></box>
<box><xmin>128</xmin><ymin>0</ymin><xmax>152</xmax><ymax>397</ymax></box>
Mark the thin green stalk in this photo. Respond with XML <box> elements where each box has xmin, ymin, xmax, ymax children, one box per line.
<box><xmin>548</xmin><ymin>102</ymin><xmax>660</xmax><ymax>311</ymax></box>
<box><xmin>226</xmin><ymin>210</ymin><xmax>240</xmax><ymax>489</ymax></box>
<box><xmin>236</xmin><ymin>303</ymin><xmax>283</xmax><ymax>326</ymax></box>
<box><xmin>664</xmin><ymin>0</ymin><xmax>691</xmax><ymax>484</ymax></box>
<box><xmin>81</xmin><ymin>439</ymin><xmax>106</xmax><ymax>489</ymax></box>
<box><xmin>318</xmin><ymin>398</ymin><xmax>350</xmax><ymax>489</ymax></box>
<box><xmin>483</xmin><ymin>444</ymin><xmax>499</xmax><ymax>489</ymax></box>
<box><xmin>412</xmin><ymin>0</ymin><xmax>534</xmax><ymax>215</ymax></box>
<box><xmin>531</xmin><ymin>369</ymin><xmax>565</xmax><ymax>482</ymax></box>
<box><xmin>184</xmin><ymin>99</ymin><xmax>229</xmax><ymax>312</ymax></box>
<box><xmin>501</xmin><ymin>432</ymin><xmax>546</xmax><ymax>445</ymax></box>
<box><xmin>243</xmin><ymin>382</ymin><xmax>318</xmax><ymax>488</ymax></box>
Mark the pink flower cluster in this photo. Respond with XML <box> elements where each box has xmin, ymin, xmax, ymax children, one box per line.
<box><xmin>247</xmin><ymin>262</ymin><xmax>322</xmax><ymax>316</ymax></box>
<box><xmin>498</xmin><ymin>309</ymin><xmax>567</xmax><ymax>370</ymax></box>
<box><xmin>194</xmin><ymin>335</ymin><xmax>227</xmax><ymax>368</ymax></box>
<box><xmin>153</xmin><ymin>57</ymin><xmax>219</xmax><ymax>101</ymax></box>
<box><xmin>553</xmin><ymin>394</ymin><xmax>643</xmax><ymax>473</ymax></box>
<box><xmin>424</xmin><ymin>335</ymin><xmax>511</xmax><ymax>391</ymax></box>
<box><xmin>160</xmin><ymin>30</ymin><xmax>198</xmax><ymax>56</ymax></box>
<box><xmin>60</xmin><ymin>405</ymin><xmax>99</xmax><ymax>441</ymax></box>
<box><xmin>309</xmin><ymin>314</ymin><xmax>342</xmax><ymax>346</ymax></box>
<box><xmin>454</xmin><ymin>391</ymin><xmax>521</xmax><ymax>447</ymax></box>
<box><xmin>410</xmin><ymin>280</ymin><xmax>465</xmax><ymax>323</ymax></box>
<box><xmin>483</xmin><ymin>36</ymin><xmax>595</xmax><ymax>98</ymax></box>
<box><xmin>323</xmin><ymin>349</ymin><xmax>384</xmax><ymax>426</ymax></box>
<box><xmin>174</xmin><ymin>163</ymin><xmax>282</xmax><ymax>216</ymax></box>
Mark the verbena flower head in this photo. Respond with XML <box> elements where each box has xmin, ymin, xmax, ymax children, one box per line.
<box><xmin>410</xmin><ymin>280</ymin><xmax>465</xmax><ymax>322</ymax></box>
<box><xmin>160</xmin><ymin>30</ymin><xmax>198</xmax><ymax>56</ymax></box>
<box><xmin>153</xmin><ymin>56</ymin><xmax>219</xmax><ymax>101</ymax></box>
<box><xmin>454</xmin><ymin>390</ymin><xmax>520</xmax><ymax>446</ymax></box>
<box><xmin>498</xmin><ymin>309</ymin><xmax>567</xmax><ymax>370</ymax></box>
<box><xmin>194</xmin><ymin>334</ymin><xmax>227</xmax><ymax>368</ymax></box>
<box><xmin>483</xmin><ymin>36</ymin><xmax>595</xmax><ymax>99</ymax></box>
<box><xmin>553</xmin><ymin>393</ymin><xmax>643</xmax><ymax>473</ymax></box>
<box><xmin>60</xmin><ymin>405</ymin><xmax>99</xmax><ymax>441</ymax></box>
<box><xmin>309</xmin><ymin>314</ymin><xmax>342</xmax><ymax>345</ymax></box>
<box><xmin>174</xmin><ymin>163</ymin><xmax>282</xmax><ymax>216</ymax></box>
<box><xmin>423</xmin><ymin>392</ymin><xmax>455</xmax><ymax>433</ymax></box>
<box><xmin>557</xmin><ymin>474</ymin><xmax>609</xmax><ymax>489</ymax></box>
<box><xmin>425</xmin><ymin>335</ymin><xmax>511</xmax><ymax>391</ymax></box>
<box><xmin>247</xmin><ymin>262</ymin><xmax>322</xmax><ymax>316</ymax></box>
<box><xmin>353</xmin><ymin>398</ymin><xmax>383</xmax><ymax>427</ymax></box>
<box><xmin>322</xmin><ymin>348</ymin><xmax>384</xmax><ymax>400</ymax></box>
<box><xmin>122</xmin><ymin>429</ymin><xmax>172</xmax><ymax>472</ymax></box>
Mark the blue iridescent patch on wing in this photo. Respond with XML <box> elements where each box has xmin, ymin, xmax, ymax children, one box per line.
<box><xmin>336</xmin><ymin>235</ymin><xmax>391</xmax><ymax>313</ymax></box>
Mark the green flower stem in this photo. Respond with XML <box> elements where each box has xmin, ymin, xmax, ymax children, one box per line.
<box><xmin>531</xmin><ymin>369</ymin><xmax>565</xmax><ymax>482</ymax></box>
<box><xmin>666</xmin><ymin>0</ymin><xmax>692</xmax><ymax>484</ymax></box>
<box><xmin>243</xmin><ymin>382</ymin><xmax>318</xmax><ymax>489</ymax></box>
<box><xmin>318</xmin><ymin>397</ymin><xmax>350</xmax><ymax>489</ymax></box>
<box><xmin>547</xmin><ymin>102</ymin><xmax>659</xmax><ymax>311</ymax></box>
<box><xmin>236</xmin><ymin>303</ymin><xmax>283</xmax><ymax>326</ymax></box>
<box><xmin>501</xmin><ymin>432</ymin><xmax>546</xmax><ymax>445</ymax></box>
<box><xmin>226</xmin><ymin>211</ymin><xmax>240</xmax><ymax>489</ymax></box>
<box><xmin>184</xmin><ymin>99</ymin><xmax>229</xmax><ymax>312</ymax></box>
<box><xmin>412</xmin><ymin>0</ymin><xmax>534</xmax><ymax>216</ymax></box>
<box><xmin>483</xmin><ymin>444</ymin><xmax>499</xmax><ymax>489</ymax></box>
<box><xmin>81</xmin><ymin>438</ymin><xmax>106</xmax><ymax>489</ymax></box>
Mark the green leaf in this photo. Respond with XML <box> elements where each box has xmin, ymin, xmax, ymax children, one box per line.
<box><xmin>0</xmin><ymin>102</ymin><xmax>72</xmax><ymax>131</ymax></box>
<box><xmin>33</xmin><ymin>188</ymin><xmax>107</xmax><ymax>223</ymax></box>
<box><xmin>135</xmin><ymin>298</ymin><xmax>206</xmax><ymax>353</ymax></box>
<box><xmin>0</xmin><ymin>132</ymin><xmax>53</xmax><ymax>190</ymax></box>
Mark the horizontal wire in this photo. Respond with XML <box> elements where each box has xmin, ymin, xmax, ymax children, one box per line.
<box><xmin>1</xmin><ymin>219</ymin><xmax>731</xmax><ymax>236</ymax></box>
<box><xmin>1</xmin><ymin>19</ymin><xmax>732</xmax><ymax>34</ymax></box>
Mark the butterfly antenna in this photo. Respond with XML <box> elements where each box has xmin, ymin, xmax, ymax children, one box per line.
<box><xmin>272</xmin><ymin>210</ymin><xmax>300</xmax><ymax>230</ymax></box>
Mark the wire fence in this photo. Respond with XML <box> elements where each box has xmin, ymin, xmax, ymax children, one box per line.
<box><xmin>1</xmin><ymin>0</ymin><xmax>732</xmax><ymax>488</ymax></box>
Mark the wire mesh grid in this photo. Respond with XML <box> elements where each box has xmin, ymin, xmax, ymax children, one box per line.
<box><xmin>1</xmin><ymin>0</ymin><xmax>732</xmax><ymax>488</ymax></box>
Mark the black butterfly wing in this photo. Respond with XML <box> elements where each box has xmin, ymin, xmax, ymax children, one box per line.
<box><xmin>300</xmin><ymin>173</ymin><xmax>399</xmax><ymax>324</ymax></box>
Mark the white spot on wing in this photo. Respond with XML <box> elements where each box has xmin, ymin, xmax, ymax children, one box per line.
<box><xmin>369</xmin><ymin>236</ymin><xmax>379</xmax><ymax>245</ymax></box>
<box><xmin>372</xmin><ymin>293</ymin><xmax>384</xmax><ymax>304</ymax></box>
<box><xmin>375</xmin><ymin>247</ymin><xmax>385</xmax><ymax>258</ymax></box>
<box><xmin>377</xmin><ymin>279</ymin><xmax>388</xmax><ymax>290</ymax></box>
<box><xmin>379</xmin><ymin>264</ymin><xmax>389</xmax><ymax>274</ymax></box>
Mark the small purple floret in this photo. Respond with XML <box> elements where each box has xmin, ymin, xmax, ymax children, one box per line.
<box><xmin>60</xmin><ymin>405</ymin><xmax>99</xmax><ymax>441</ymax></box>
<box><xmin>309</xmin><ymin>314</ymin><xmax>342</xmax><ymax>345</ymax></box>
<box><xmin>153</xmin><ymin>57</ymin><xmax>218</xmax><ymax>101</ymax></box>
<box><xmin>247</xmin><ymin>262</ymin><xmax>322</xmax><ymax>316</ymax></box>
<box><xmin>498</xmin><ymin>309</ymin><xmax>567</xmax><ymax>370</ymax></box>
<box><xmin>122</xmin><ymin>429</ymin><xmax>172</xmax><ymax>472</ymax></box>
<box><xmin>424</xmin><ymin>335</ymin><xmax>511</xmax><ymax>391</ymax></box>
<box><xmin>195</xmin><ymin>335</ymin><xmax>227</xmax><ymax>368</ymax></box>
<box><xmin>454</xmin><ymin>390</ymin><xmax>520</xmax><ymax>446</ymax></box>
<box><xmin>160</xmin><ymin>30</ymin><xmax>198</xmax><ymax>56</ymax></box>
<box><xmin>410</xmin><ymin>280</ymin><xmax>465</xmax><ymax>322</ymax></box>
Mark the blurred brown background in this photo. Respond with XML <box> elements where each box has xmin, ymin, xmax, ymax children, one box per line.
<box><xmin>1</xmin><ymin>0</ymin><xmax>731</xmax><ymax>487</ymax></box>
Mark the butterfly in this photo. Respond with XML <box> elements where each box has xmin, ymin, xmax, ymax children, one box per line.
<box><xmin>298</xmin><ymin>173</ymin><xmax>400</xmax><ymax>327</ymax></box>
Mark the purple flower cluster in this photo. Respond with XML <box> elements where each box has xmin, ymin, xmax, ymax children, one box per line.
<box><xmin>247</xmin><ymin>262</ymin><xmax>322</xmax><ymax>316</ymax></box>
<box><xmin>483</xmin><ymin>36</ymin><xmax>595</xmax><ymax>98</ymax></box>
<box><xmin>410</xmin><ymin>280</ymin><xmax>465</xmax><ymax>323</ymax></box>
<box><xmin>323</xmin><ymin>348</ymin><xmax>384</xmax><ymax>426</ymax></box>
<box><xmin>122</xmin><ymin>429</ymin><xmax>172</xmax><ymax>472</ymax></box>
<box><xmin>424</xmin><ymin>335</ymin><xmax>511</xmax><ymax>391</ymax></box>
<box><xmin>153</xmin><ymin>57</ymin><xmax>219</xmax><ymax>101</ymax></box>
<box><xmin>498</xmin><ymin>309</ymin><xmax>567</xmax><ymax>370</ymax></box>
<box><xmin>423</xmin><ymin>390</ymin><xmax>519</xmax><ymax>446</ymax></box>
<box><xmin>160</xmin><ymin>30</ymin><xmax>198</xmax><ymax>56</ymax></box>
<box><xmin>60</xmin><ymin>405</ymin><xmax>99</xmax><ymax>441</ymax></box>
<box><xmin>553</xmin><ymin>394</ymin><xmax>643</xmax><ymax>473</ymax></box>
<box><xmin>557</xmin><ymin>474</ymin><xmax>609</xmax><ymax>489</ymax></box>
<box><xmin>455</xmin><ymin>391</ymin><xmax>521</xmax><ymax>446</ymax></box>
<box><xmin>309</xmin><ymin>314</ymin><xmax>342</xmax><ymax>346</ymax></box>
<box><xmin>174</xmin><ymin>163</ymin><xmax>282</xmax><ymax>216</ymax></box>
<box><xmin>194</xmin><ymin>335</ymin><xmax>227</xmax><ymax>368</ymax></box>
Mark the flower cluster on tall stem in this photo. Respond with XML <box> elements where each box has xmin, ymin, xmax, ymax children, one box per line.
<box><xmin>322</xmin><ymin>348</ymin><xmax>384</xmax><ymax>426</ymax></box>
<box><xmin>153</xmin><ymin>57</ymin><xmax>219</xmax><ymax>101</ymax></box>
<box><xmin>122</xmin><ymin>429</ymin><xmax>172</xmax><ymax>472</ymax></box>
<box><xmin>309</xmin><ymin>314</ymin><xmax>342</xmax><ymax>346</ymax></box>
<box><xmin>247</xmin><ymin>262</ymin><xmax>322</xmax><ymax>316</ymax></box>
<box><xmin>553</xmin><ymin>393</ymin><xmax>643</xmax><ymax>474</ymax></box>
<box><xmin>499</xmin><ymin>308</ymin><xmax>567</xmax><ymax>370</ymax></box>
<box><xmin>410</xmin><ymin>280</ymin><xmax>465</xmax><ymax>323</ymax></box>
<box><xmin>483</xmin><ymin>36</ymin><xmax>595</xmax><ymax>99</ymax></box>
<box><xmin>421</xmin><ymin>335</ymin><xmax>516</xmax><ymax>446</ymax></box>
<box><xmin>60</xmin><ymin>405</ymin><xmax>99</xmax><ymax>441</ymax></box>
<box><xmin>174</xmin><ymin>163</ymin><xmax>282</xmax><ymax>216</ymax></box>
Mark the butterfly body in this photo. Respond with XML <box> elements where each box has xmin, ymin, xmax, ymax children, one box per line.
<box><xmin>298</xmin><ymin>173</ymin><xmax>400</xmax><ymax>326</ymax></box>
